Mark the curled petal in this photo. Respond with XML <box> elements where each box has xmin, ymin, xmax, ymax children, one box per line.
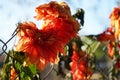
<box><xmin>16</xmin><ymin>1</ymin><xmax>80</xmax><ymax>70</ymax></box>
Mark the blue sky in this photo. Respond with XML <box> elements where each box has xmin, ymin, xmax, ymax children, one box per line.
<box><xmin>0</xmin><ymin>0</ymin><xmax>118</xmax><ymax>42</ymax></box>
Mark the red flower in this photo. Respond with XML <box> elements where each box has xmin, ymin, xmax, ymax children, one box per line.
<box><xmin>97</xmin><ymin>28</ymin><xmax>114</xmax><ymax>42</ymax></box>
<box><xmin>16</xmin><ymin>1</ymin><xmax>80</xmax><ymax>70</ymax></box>
<box><xmin>109</xmin><ymin>7</ymin><xmax>120</xmax><ymax>40</ymax></box>
<box><xmin>70</xmin><ymin>49</ymin><xmax>92</xmax><ymax>80</ymax></box>
<box><xmin>16</xmin><ymin>22</ymin><xmax>63</xmax><ymax>70</ymax></box>
<box><xmin>35</xmin><ymin>1</ymin><xmax>80</xmax><ymax>40</ymax></box>
<box><xmin>10</xmin><ymin>67</ymin><xmax>17</xmax><ymax>80</ymax></box>
<box><xmin>35</xmin><ymin>1</ymin><xmax>71</xmax><ymax>20</ymax></box>
<box><xmin>109</xmin><ymin>7</ymin><xmax>120</xmax><ymax>20</ymax></box>
<box><xmin>107</xmin><ymin>43</ymin><xmax>115</xmax><ymax>59</ymax></box>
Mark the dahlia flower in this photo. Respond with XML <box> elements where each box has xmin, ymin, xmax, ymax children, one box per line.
<box><xmin>16</xmin><ymin>1</ymin><xmax>80</xmax><ymax>70</ymax></box>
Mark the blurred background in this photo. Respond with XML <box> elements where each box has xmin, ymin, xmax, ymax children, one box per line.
<box><xmin>0</xmin><ymin>0</ymin><xmax>119</xmax><ymax>39</ymax></box>
<box><xmin>0</xmin><ymin>0</ymin><xmax>120</xmax><ymax>79</ymax></box>
<box><xmin>0</xmin><ymin>0</ymin><xmax>119</xmax><ymax>49</ymax></box>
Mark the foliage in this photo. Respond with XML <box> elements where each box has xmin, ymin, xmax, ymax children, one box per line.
<box><xmin>1</xmin><ymin>50</ymin><xmax>40</xmax><ymax>80</ymax></box>
<box><xmin>0</xmin><ymin>1</ymin><xmax>120</xmax><ymax>80</ymax></box>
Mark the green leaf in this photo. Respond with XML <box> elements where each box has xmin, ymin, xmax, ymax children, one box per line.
<box><xmin>93</xmin><ymin>43</ymin><xmax>106</xmax><ymax>59</ymax></box>
<box><xmin>13</xmin><ymin>51</ymin><xmax>25</xmax><ymax>63</ymax></box>
<box><xmin>22</xmin><ymin>64</ymin><xmax>37</xmax><ymax>78</ymax></box>
<box><xmin>81</xmin><ymin>36</ymin><xmax>95</xmax><ymax>45</ymax></box>
<box><xmin>28</xmin><ymin>64</ymin><xmax>37</xmax><ymax>75</ymax></box>
<box><xmin>81</xmin><ymin>36</ymin><xmax>106</xmax><ymax>59</ymax></box>
<box><xmin>1</xmin><ymin>64</ymin><xmax>11</xmax><ymax>80</ymax></box>
<box><xmin>15</xmin><ymin>62</ymin><xmax>21</xmax><ymax>71</ymax></box>
<box><xmin>20</xmin><ymin>72</ymin><xmax>31</xmax><ymax>80</ymax></box>
<box><xmin>20</xmin><ymin>71</ymin><xmax>25</xmax><ymax>78</ymax></box>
